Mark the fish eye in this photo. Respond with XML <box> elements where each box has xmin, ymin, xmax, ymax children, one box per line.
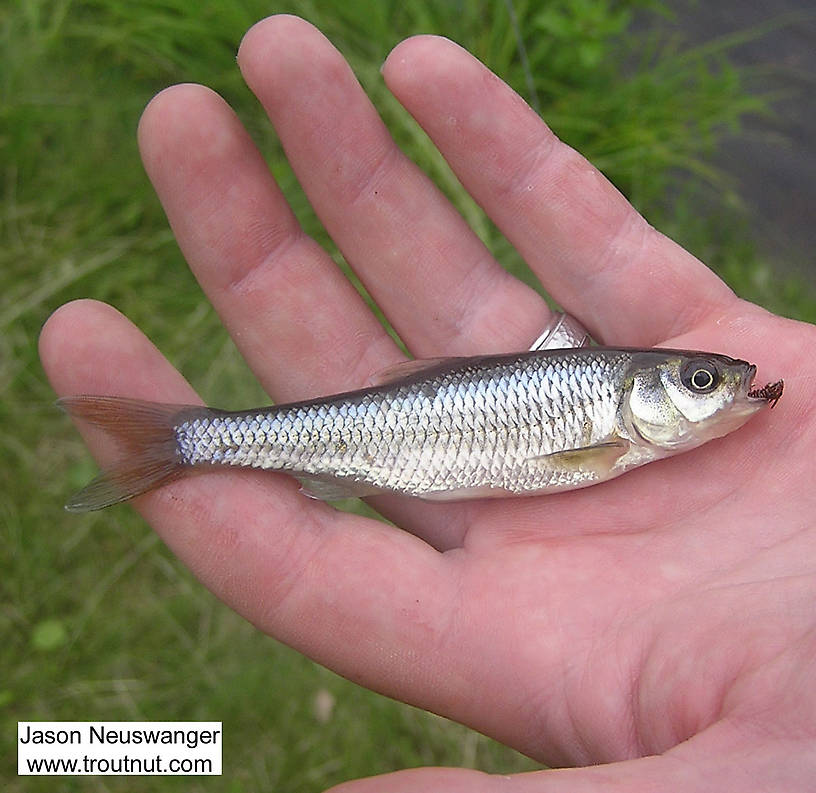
<box><xmin>680</xmin><ymin>360</ymin><xmax>720</xmax><ymax>393</ymax></box>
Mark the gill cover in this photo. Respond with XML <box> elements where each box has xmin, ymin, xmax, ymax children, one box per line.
<box><xmin>620</xmin><ymin>353</ymin><xmax>759</xmax><ymax>451</ymax></box>
<box><xmin>621</xmin><ymin>361</ymin><xmax>693</xmax><ymax>450</ymax></box>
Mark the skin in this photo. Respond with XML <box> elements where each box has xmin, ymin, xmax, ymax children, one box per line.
<box><xmin>39</xmin><ymin>15</ymin><xmax>816</xmax><ymax>791</ymax></box>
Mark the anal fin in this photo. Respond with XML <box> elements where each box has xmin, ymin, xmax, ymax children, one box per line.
<box><xmin>419</xmin><ymin>485</ymin><xmax>515</xmax><ymax>502</ymax></box>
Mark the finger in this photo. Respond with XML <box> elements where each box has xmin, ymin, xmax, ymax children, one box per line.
<box><xmin>137</xmin><ymin>83</ymin><xmax>402</xmax><ymax>404</ymax></box>
<box><xmin>382</xmin><ymin>36</ymin><xmax>738</xmax><ymax>347</ymax></box>
<box><xmin>43</xmin><ymin>303</ymin><xmax>627</xmax><ymax>760</ymax></box>
<box><xmin>137</xmin><ymin>82</ymin><xmax>474</xmax><ymax>549</ymax></box>
<box><xmin>237</xmin><ymin>15</ymin><xmax>550</xmax><ymax>357</ymax></box>
<box><xmin>40</xmin><ymin>300</ymin><xmax>461</xmax><ymax>706</ymax></box>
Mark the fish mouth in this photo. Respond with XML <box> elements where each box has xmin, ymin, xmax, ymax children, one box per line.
<box><xmin>745</xmin><ymin>363</ymin><xmax>784</xmax><ymax>408</ymax></box>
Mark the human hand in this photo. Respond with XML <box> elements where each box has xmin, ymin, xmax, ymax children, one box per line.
<box><xmin>40</xmin><ymin>15</ymin><xmax>816</xmax><ymax>791</ymax></box>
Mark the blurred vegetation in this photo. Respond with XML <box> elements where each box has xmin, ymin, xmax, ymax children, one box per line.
<box><xmin>2</xmin><ymin>0</ymin><xmax>814</xmax><ymax>790</ymax></box>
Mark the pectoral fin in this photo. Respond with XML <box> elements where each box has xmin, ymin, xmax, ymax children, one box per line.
<box><xmin>529</xmin><ymin>440</ymin><xmax>630</xmax><ymax>476</ymax></box>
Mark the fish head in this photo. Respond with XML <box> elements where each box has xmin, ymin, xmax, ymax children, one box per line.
<box><xmin>621</xmin><ymin>351</ymin><xmax>780</xmax><ymax>452</ymax></box>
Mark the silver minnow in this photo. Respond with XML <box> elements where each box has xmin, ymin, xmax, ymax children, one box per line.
<box><xmin>59</xmin><ymin>348</ymin><xmax>783</xmax><ymax>512</ymax></box>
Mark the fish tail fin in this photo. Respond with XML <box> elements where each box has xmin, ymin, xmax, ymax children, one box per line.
<box><xmin>58</xmin><ymin>396</ymin><xmax>191</xmax><ymax>512</ymax></box>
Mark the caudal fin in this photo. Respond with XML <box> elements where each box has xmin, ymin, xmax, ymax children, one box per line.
<box><xmin>58</xmin><ymin>396</ymin><xmax>192</xmax><ymax>512</ymax></box>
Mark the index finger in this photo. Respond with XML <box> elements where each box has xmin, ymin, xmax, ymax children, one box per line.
<box><xmin>382</xmin><ymin>36</ymin><xmax>738</xmax><ymax>347</ymax></box>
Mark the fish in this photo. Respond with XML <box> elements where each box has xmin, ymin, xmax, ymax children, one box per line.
<box><xmin>59</xmin><ymin>347</ymin><xmax>783</xmax><ymax>512</ymax></box>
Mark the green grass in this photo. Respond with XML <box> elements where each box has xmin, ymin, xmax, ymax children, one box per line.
<box><xmin>2</xmin><ymin>0</ymin><xmax>815</xmax><ymax>790</ymax></box>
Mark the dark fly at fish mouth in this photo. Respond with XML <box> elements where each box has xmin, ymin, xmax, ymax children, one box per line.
<box><xmin>748</xmin><ymin>379</ymin><xmax>784</xmax><ymax>408</ymax></box>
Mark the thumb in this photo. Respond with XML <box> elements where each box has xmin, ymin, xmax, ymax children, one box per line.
<box><xmin>324</xmin><ymin>758</ymin><xmax>685</xmax><ymax>793</ymax></box>
<box><xmin>323</xmin><ymin>728</ymin><xmax>813</xmax><ymax>793</ymax></box>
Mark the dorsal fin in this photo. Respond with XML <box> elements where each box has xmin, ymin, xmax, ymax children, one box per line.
<box><xmin>529</xmin><ymin>312</ymin><xmax>591</xmax><ymax>350</ymax></box>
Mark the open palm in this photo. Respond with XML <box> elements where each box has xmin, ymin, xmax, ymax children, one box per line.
<box><xmin>40</xmin><ymin>16</ymin><xmax>816</xmax><ymax>791</ymax></box>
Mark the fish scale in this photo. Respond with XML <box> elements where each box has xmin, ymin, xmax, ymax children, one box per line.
<box><xmin>60</xmin><ymin>346</ymin><xmax>776</xmax><ymax>510</ymax></box>
<box><xmin>174</xmin><ymin>349</ymin><xmax>629</xmax><ymax>496</ymax></box>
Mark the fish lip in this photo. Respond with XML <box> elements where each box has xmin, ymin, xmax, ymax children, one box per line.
<box><xmin>743</xmin><ymin>364</ymin><xmax>758</xmax><ymax>396</ymax></box>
